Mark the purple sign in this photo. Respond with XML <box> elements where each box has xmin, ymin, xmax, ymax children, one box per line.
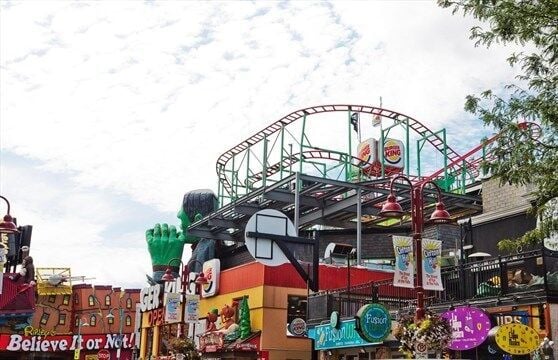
<box><xmin>441</xmin><ymin>306</ymin><xmax>491</xmax><ymax>350</ymax></box>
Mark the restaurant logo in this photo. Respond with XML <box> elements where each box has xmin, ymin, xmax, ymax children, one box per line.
<box><xmin>354</xmin><ymin>304</ymin><xmax>391</xmax><ymax>343</ymax></box>
<box><xmin>493</xmin><ymin>323</ymin><xmax>539</xmax><ymax>355</ymax></box>
<box><xmin>383</xmin><ymin>139</ymin><xmax>402</xmax><ymax>165</ymax></box>
<box><xmin>441</xmin><ymin>306</ymin><xmax>491</xmax><ymax>350</ymax></box>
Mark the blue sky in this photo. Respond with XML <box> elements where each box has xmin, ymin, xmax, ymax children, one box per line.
<box><xmin>0</xmin><ymin>1</ymin><xmax>521</xmax><ymax>289</ymax></box>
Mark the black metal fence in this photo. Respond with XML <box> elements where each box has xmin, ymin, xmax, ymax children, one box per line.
<box><xmin>307</xmin><ymin>248</ymin><xmax>558</xmax><ymax>325</ymax></box>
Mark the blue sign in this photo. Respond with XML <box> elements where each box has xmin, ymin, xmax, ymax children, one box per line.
<box><xmin>355</xmin><ymin>303</ymin><xmax>391</xmax><ymax>343</ymax></box>
<box><xmin>309</xmin><ymin>319</ymin><xmax>380</xmax><ymax>350</ymax></box>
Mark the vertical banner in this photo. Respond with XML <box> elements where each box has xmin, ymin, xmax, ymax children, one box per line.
<box><xmin>392</xmin><ymin>236</ymin><xmax>414</xmax><ymax>288</ymax></box>
<box><xmin>165</xmin><ymin>292</ymin><xmax>182</xmax><ymax>323</ymax></box>
<box><xmin>422</xmin><ymin>239</ymin><xmax>443</xmax><ymax>291</ymax></box>
<box><xmin>185</xmin><ymin>295</ymin><xmax>200</xmax><ymax>323</ymax></box>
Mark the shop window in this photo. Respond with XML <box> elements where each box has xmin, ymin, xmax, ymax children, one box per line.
<box><xmin>58</xmin><ymin>313</ymin><xmax>66</xmax><ymax>325</ymax></box>
<box><xmin>63</xmin><ymin>295</ymin><xmax>70</xmax><ymax>305</ymax></box>
<box><xmin>108</xmin><ymin>315</ymin><xmax>114</xmax><ymax>325</ymax></box>
<box><xmin>48</xmin><ymin>295</ymin><xmax>56</xmax><ymax>303</ymax></box>
<box><xmin>126</xmin><ymin>315</ymin><xmax>132</xmax><ymax>326</ymax></box>
<box><xmin>89</xmin><ymin>315</ymin><xmax>96</xmax><ymax>326</ymax></box>
<box><xmin>40</xmin><ymin>312</ymin><xmax>50</xmax><ymax>325</ymax></box>
<box><xmin>105</xmin><ymin>295</ymin><xmax>111</xmax><ymax>306</ymax></box>
<box><xmin>88</xmin><ymin>295</ymin><xmax>95</xmax><ymax>307</ymax></box>
<box><xmin>287</xmin><ymin>295</ymin><xmax>307</xmax><ymax>324</ymax></box>
<box><xmin>126</xmin><ymin>298</ymin><xmax>132</xmax><ymax>309</ymax></box>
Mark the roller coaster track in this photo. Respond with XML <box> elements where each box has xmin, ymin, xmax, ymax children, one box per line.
<box><xmin>421</xmin><ymin>121</ymin><xmax>542</xmax><ymax>185</ymax></box>
<box><xmin>216</xmin><ymin>104</ymin><xmax>474</xmax><ymax>197</ymax></box>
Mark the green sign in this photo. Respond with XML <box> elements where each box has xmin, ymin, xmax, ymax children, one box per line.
<box><xmin>309</xmin><ymin>319</ymin><xmax>380</xmax><ymax>350</ymax></box>
<box><xmin>355</xmin><ymin>303</ymin><xmax>391</xmax><ymax>343</ymax></box>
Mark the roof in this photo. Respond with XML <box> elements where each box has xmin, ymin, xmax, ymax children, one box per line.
<box><xmin>0</xmin><ymin>274</ymin><xmax>35</xmax><ymax>314</ymax></box>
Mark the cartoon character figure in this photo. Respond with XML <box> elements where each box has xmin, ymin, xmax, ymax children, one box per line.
<box><xmin>9</xmin><ymin>255</ymin><xmax>36</xmax><ymax>286</ymax></box>
<box><xmin>397</xmin><ymin>248</ymin><xmax>411</xmax><ymax>271</ymax></box>
<box><xmin>205</xmin><ymin>308</ymin><xmax>219</xmax><ymax>332</ymax></box>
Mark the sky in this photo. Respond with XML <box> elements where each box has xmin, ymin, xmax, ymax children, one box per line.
<box><xmin>0</xmin><ymin>1</ymin><xmax>522</xmax><ymax>289</ymax></box>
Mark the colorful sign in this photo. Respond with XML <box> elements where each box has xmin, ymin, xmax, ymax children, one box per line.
<box><xmin>354</xmin><ymin>304</ymin><xmax>391</xmax><ymax>343</ymax></box>
<box><xmin>357</xmin><ymin>138</ymin><xmax>377</xmax><ymax>169</ymax></box>
<box><xmin>0</xmin><ymin>333</ymin><xmax>135</xmax><ymax>352</ymax></box>
<box><xmin>164</xmin><ymin>292</ymin><xmax>182</xmax><ymax>323</ymax></box>
<box><xmin>383</xmin><ymin>139</ymin><xmax>404</xmax><ymax>166</ymax></box>
<box><xmin>310</xmin><ymin>319</ymin><xmax>380</xmax><ymax>350</ymax></box>
<box><xmin>441</xmin><ymin>306</ymin><xmax>492</xmax><ymax>350</ymax></box>
<box><xmin>493</xmin><ymin>323</ymin><xmax>539</xmax><ymax>355</ymax></box>
<box><xmin>201</xmin><ymin>259</ymin><xmax>220</xmax><ymax>298</ymax></box>
<box><xmin>184</xmin><ymin>294</ymin><xmax>199</xmax><ymax>323</ymax></box>
<box><xmin>288</xmin><ymin>318</ymin><xmax>307</xmax><ymax>337</ymax></box>
<box><xmin>392</xmin><ymin>236</ymin><xmax>414</xmax><ymax>288</ymax></box>
<box><xmin>422</xmin><ymin>239</ymin><xmax>443</xmax><ymax>291</ymax></box>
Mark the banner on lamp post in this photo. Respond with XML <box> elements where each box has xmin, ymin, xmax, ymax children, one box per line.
<box><xmin>165</xmin><ymin>292</ymin><xmax>182</xmax><ymax>323</ymax></box>
<box><xmin>422</xmin><ymin>239</ymin><xmax>443</xmax><ymax>291</ymax></box>
<box><xmin>392</xmin><ymin>236</ymin><xmax>414</xmax><ymax>288</ymax></box>
<box><xmin>184</xmin><ymin>295</ymin><xmax>199</xmax><ymax>323</ymax></box>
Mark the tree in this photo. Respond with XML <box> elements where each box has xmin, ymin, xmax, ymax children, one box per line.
<box><xmin>239</xmin><ymin>296</ymin><xmax>252</xmax><ymax>340</ymax></box>
<box><xmin>438</xmin><ymin>0</ymin><xmax>558</xmax><ymax>251</ymax></box>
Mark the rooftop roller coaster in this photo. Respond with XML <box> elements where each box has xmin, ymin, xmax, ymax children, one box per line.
<box><xmin>215</xmin><ymin>104</ymin><xmax>540</xmax><ymax>207</ymax></box>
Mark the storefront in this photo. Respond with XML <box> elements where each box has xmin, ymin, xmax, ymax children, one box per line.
<box><xmin>308</xmin><ymin>304</ymin><xmax>399</xmax><ymax>359</ymax></box>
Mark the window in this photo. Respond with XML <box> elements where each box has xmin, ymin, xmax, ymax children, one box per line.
<box><xmin>58</xmin><ymin>313</ymin><xmax>66</xmax><ymax>325</ymax></box>
<box><xmin>74</xmin><ymin>294</ymin><xmax>79</xmax><ymax>305</ymax></box>
<box><xmin>40</xmin><ymin>313</ymin><xmax>50</xmax><ymax>325</ymax></box>
<box><xmin>108</xmin><ymin>315</ymin><xmax>114</xmax><ymax>325</ymax></box>
<box><xmin>63</xmin><ymin>295</ymin><xmax>70</xmax><ymax>305</ymax></box>
<box><xmin>48</xmin><ymin>295</ymin><xmax>56</xmax><ymax>303</ymax></box>
<box><xmin>126</xmin><ymin>315</ymin><xmax>132</xmax><ymax>326</ymax></box>
<box><xmin>88</xmin><ymin>295</ymin><xmax>95</xmax><ymax>307</ymax></box>
<box><xmin>126</xmin><ymin>298</ymin><xmax>132</xmax><ymax>309</ymax></box>
<box><xmin>89</xmin><ymin>315</ymin><xmax>96</xmax><ymax>326</ymax></box>
<box><xmin>105</xmin><ymin>295</ymin><xmax>111</xmax><ymax>306</ymax></box>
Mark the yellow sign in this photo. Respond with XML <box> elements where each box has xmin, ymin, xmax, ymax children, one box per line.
<box><xmin>74</xmin><ymin>348</ymin><xmax>81</xmax><ymax>360</ymax></box>
<box><xmin>494</xmin><ymin>323</ymin><xmax>539</xmax><ymax>355</ymax></box>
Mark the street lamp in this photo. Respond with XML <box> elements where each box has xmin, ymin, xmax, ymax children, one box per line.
<box><xmin>75</xmin><ymin>317</ymin><xmax>89</xmax><ymax>360</ymax></box>
<box><xmin>0</xmin><ymin>195</ymin><xmax>18</xmax><ymax>235</ymax></box>
<box><xmin>378</xmin><ymin>175</ymin><xmax>452</xmax><ymax>321</ymax></box>
<box><xmin>106</xmin><ymin>307</ymin><xmax>125</xmax><ymax>360</ymax></box>
<box><xmin>162</xmin><ymin>258</ymin><xmax>208</xmax><ymax>343</ymax></box>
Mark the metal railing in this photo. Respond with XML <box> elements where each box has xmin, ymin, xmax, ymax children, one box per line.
<box><xmin>307</xmin><ymin>248</ymin><xmax>558</xmax><ymax>324</ymax></box>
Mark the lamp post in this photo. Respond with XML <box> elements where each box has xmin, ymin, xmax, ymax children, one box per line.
<box><xmin>74</xmin><ymin>317</ymin><xmax>89</xmax><ymax>360</ymax></box>
<box><xmin>378</xmin><ymin>175</ymin><xmax>452</xmax><ymax>321</ymax></box>
<box><xmin>162</xmin><ymin>258</ymin><xmax>208</xmax><ymax>345</ymax></box>
<box><xmin>106</xmin><ymin>307</ymin><xmax>125</xmax><ymax>360</ymax></box>
<box><xmin>0</xmin><ymin>195</ymin><xmax>18</xmax><ymax>235</ymax></box>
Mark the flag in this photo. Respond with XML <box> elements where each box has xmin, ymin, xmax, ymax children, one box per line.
<box><xmin>422</xmin><ymin>239</ymin><xmax>444</xmax><ymax>291</ymax></box>
<box><xmin>372</xmin><ymin>114</ymin><xmax>382</xmax><ymax>127</ymax></box>
<box><xmin>350</xmin><ymin>112</ymin><xmax>359</xmax><ymax>133</ymax></box>
<box><xmin>392</xmin><ymin>236</ymin><xmax>414</xmax><ymax>288</ymax></box>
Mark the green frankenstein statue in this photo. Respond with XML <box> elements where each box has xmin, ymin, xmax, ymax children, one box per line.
<box><xmin>146</xmin><ymin>189</ymin><xmax>218</xmax><ymax>284</ymax></box>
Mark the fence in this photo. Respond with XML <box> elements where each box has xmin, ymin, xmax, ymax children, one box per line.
<box><xmin>307</xmin><ymin>247</ymin><xmax>558</xmax><ymax>324</ymax></box>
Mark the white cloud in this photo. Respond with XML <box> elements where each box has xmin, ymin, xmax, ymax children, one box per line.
<box><xmin>1</xmin><ymin>1</ymin><xmax>525</xmax><ymax>288</ymax></box>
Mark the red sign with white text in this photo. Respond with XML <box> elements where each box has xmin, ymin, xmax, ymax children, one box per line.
<box><xmin>0</xmin><ymin>333</ymin><xmax>134</xmax><ymax>352</ymax></box>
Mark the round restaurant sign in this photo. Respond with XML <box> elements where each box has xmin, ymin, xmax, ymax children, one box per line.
<box><xmin>494</xmin><ymin>323</ymin><xmax>539</xmax><ymax>355</ymax></box>
<box><xmin>441</xmin><ymin>306</ymin><xmax>491</xmax><ymax>350</ymax></box>
<box><xmin>289</xmin><ymin>317</ymin><xmax>307</xmax><ymax>336</ymax></box>
<box><xmin>355</xmin><ymin>303</ymin><xmax>391</xmax><ymax>343</ymax></box>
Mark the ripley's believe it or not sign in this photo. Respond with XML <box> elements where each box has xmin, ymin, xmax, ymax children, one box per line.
<box><xmin>0</xmin><ymin>333</ymin><xmax>135</xmax><ymax>353</ymax></box>
<box><xmin>441</xmin><ymin>306</ymin><xmax>491</xmax><ymax>350</ymax></box>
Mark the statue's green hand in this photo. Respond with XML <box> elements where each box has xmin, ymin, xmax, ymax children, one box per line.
<box><xmin>145</xmin><ymin>223</ymin><xmax>186</xmax><ymax>266</ymax></box>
